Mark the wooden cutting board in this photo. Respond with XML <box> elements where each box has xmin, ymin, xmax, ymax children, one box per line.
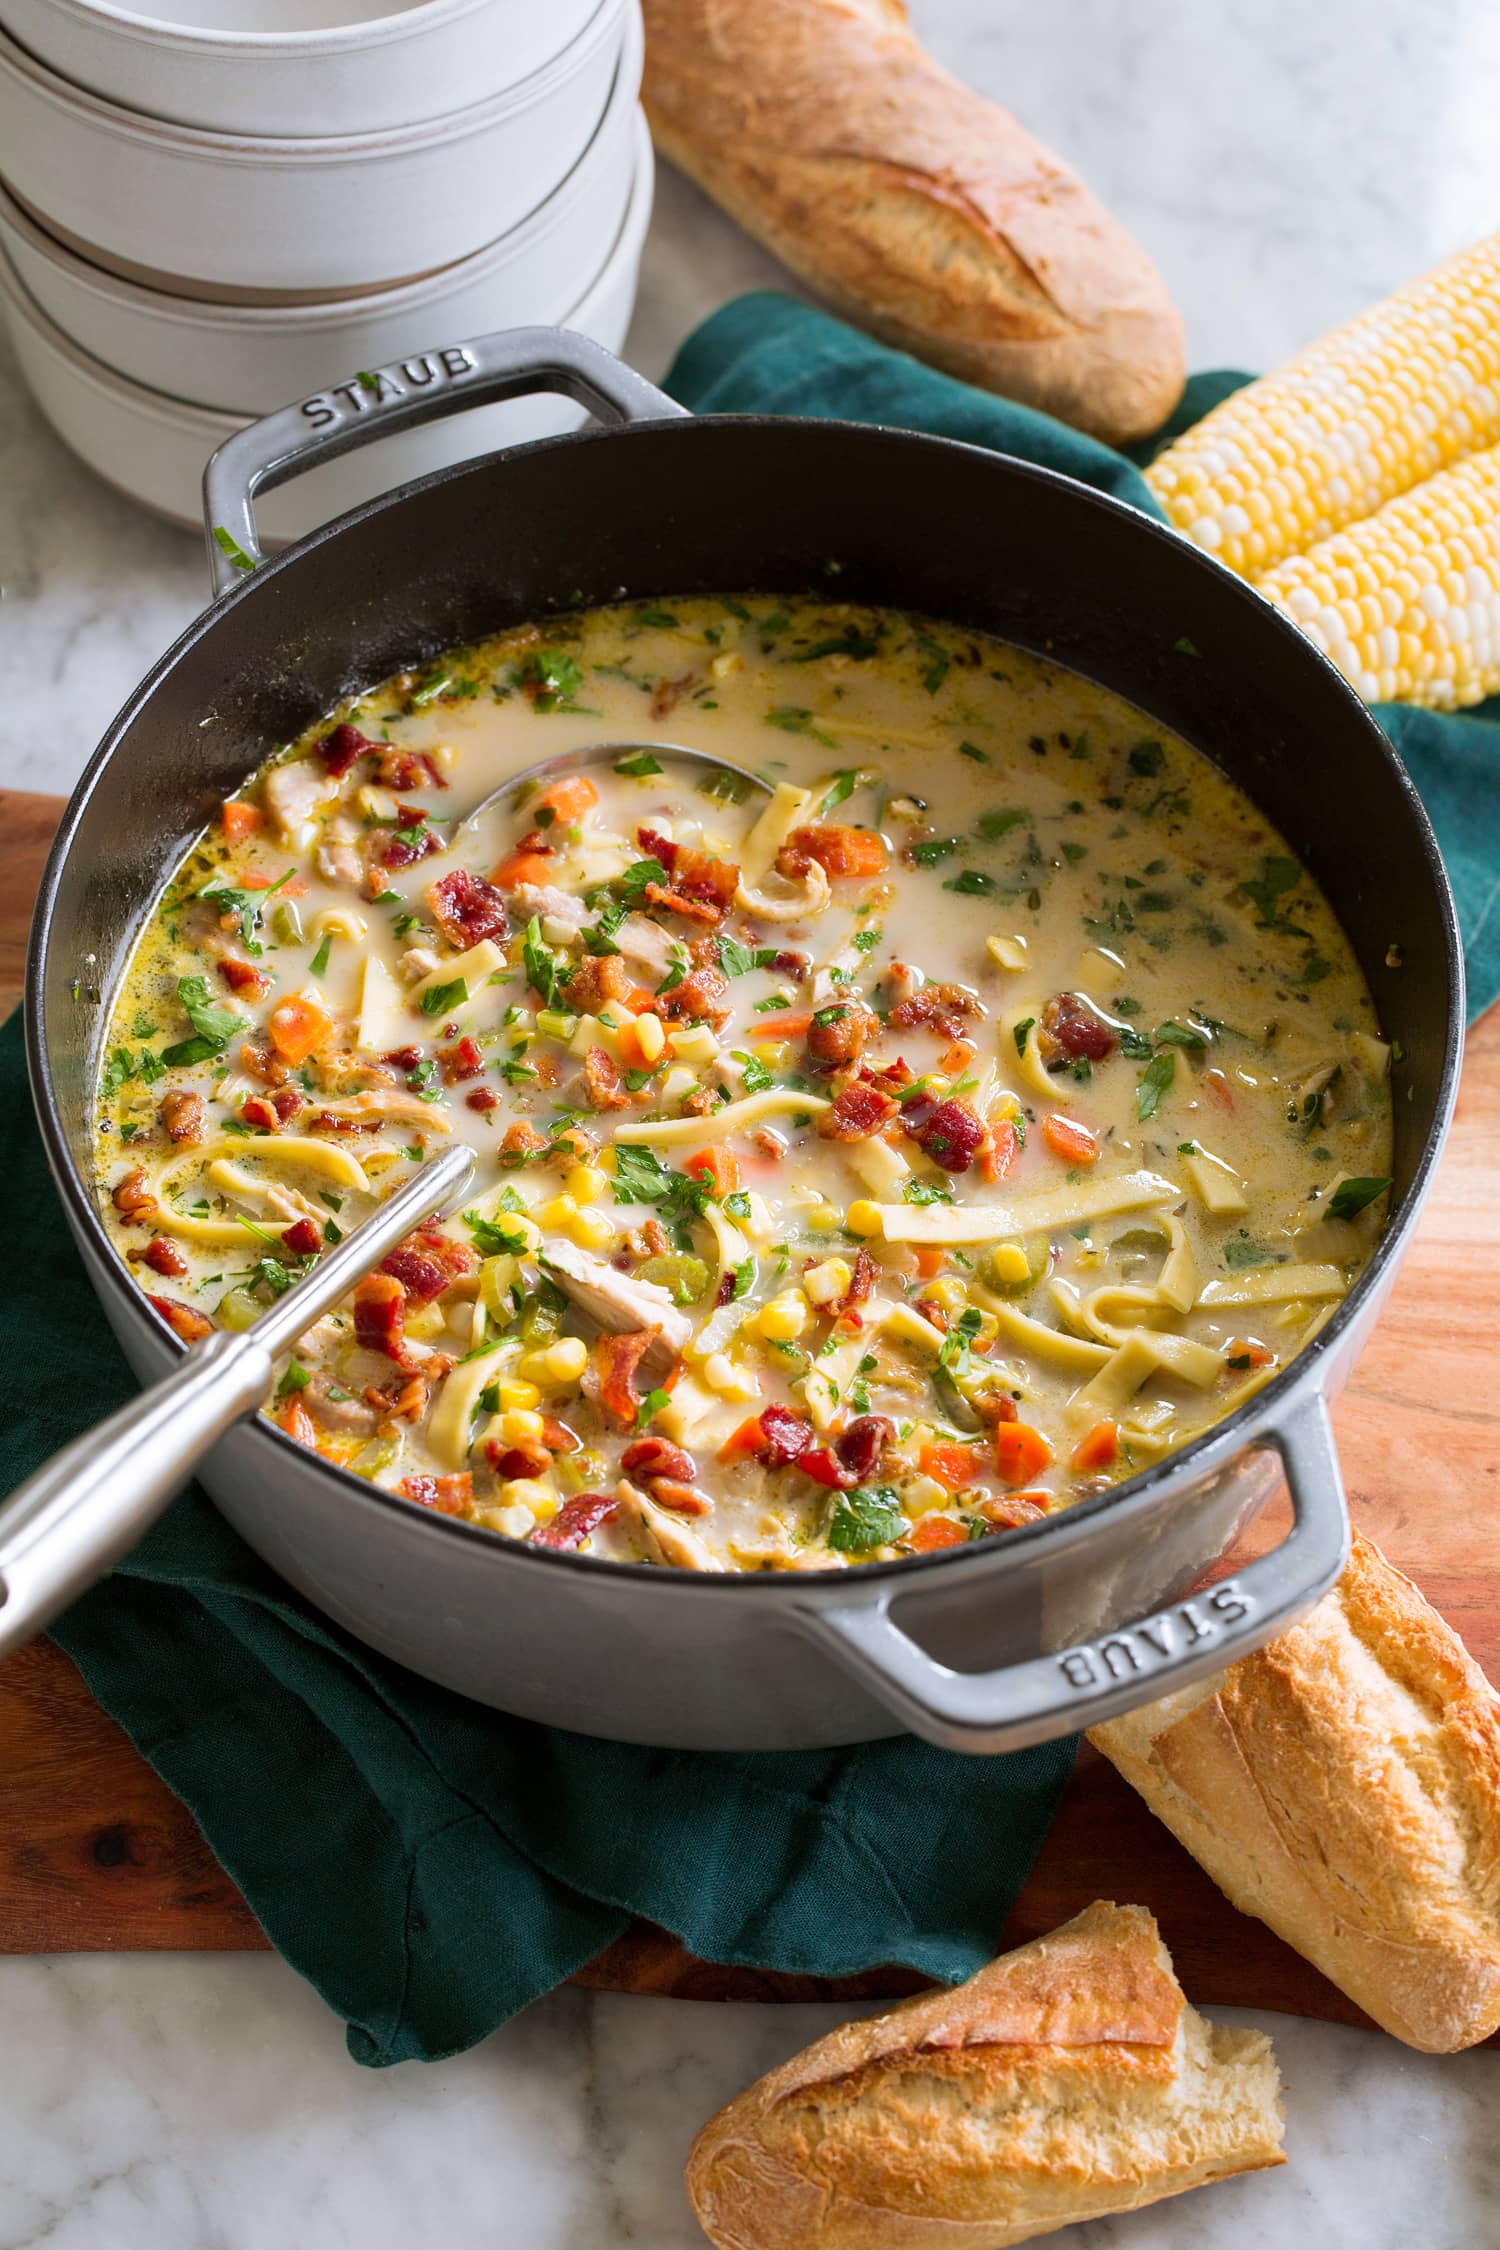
<box><xmin>2</xmin><ymin>785</ymin><xmax>1496</xmax><ymax>2031</ymax></box>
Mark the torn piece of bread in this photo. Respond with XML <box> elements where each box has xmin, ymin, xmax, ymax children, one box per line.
<box><xmin>685</xmin><ymin>1901</ymin><xmax>1283</xmax><ymax>2249</ymax></box>
<box><xmin>641</xmin><ymin>0</ymin><xmax>1185</xmax><ymax>445</ymax></box>
<box><xmin>1091</xmin><ymin>1532</ymin><xmax>1500</xmax><ymax>2053</ymax></box>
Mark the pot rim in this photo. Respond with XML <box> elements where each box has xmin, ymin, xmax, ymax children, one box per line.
<box><xmin>26</xmin><ymin>412</ymin><xmax>1467</xmax><ymax>1600</ymax></box>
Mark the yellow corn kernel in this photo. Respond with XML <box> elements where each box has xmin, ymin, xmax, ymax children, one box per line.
<box><xmin>757</xmin><ymin>1292</ymin><xmax>808</xmax><ymax>1343</ymax></box>
<box><xmin>633</xmin><ymin>1012</ymin><xmax>666</xmax><ymax>1064</ymax></box>
<box><xmin>920</xmin><ymin>1275</ymin><xmax>969</xmax><ymax>1317</ymax></box>
<box><xmin>596</xmin><ymin>1144</ymin><xmax>618</xmax><ymax>1177</ymax></box>
<box><xmin>805</xmin><ymin>1203</ymin><xmax>843</xmax><ymax>1232</ymax></box>
<box><xmin>567</xmin><ymin>1207</ymin><xmax>615</xmax><ymax>1251</ymax></box>
<box><xmin>751</xmin><ymin>1040</ymin><xmax>792</xmax><ymax>1069</ymax></box>
<box><xmin>971</xmin><ymin>1309</ymin><xmax>1000</xmax><ymax>1348</ymax></box>
<box><xmin>986</xmin><ymin>934</ymin><xmax>1028</xmax><ymax>971</ymax></box>
<box><xmin>846</xmin><ymin>1200</ymin><xmax>884</xmax><ymax>1238</ymax></box>
<box><xmin>803</xmin><ymin>1257</ymin><xmax>852</xmax><ymax>1306</ymax></box>
<box><xmin>988</xmin><ymin>1242</ymin><xmax>1033</xmax><ymax>1285</ymax></box>
<box><xmin>704</xmin><ymin>1352</ymin><xmax>760</xmax><ymax>1400</ymax></box>
<box><xmin>1260</xmin><ymin>441</ymin><xmax>1500</xmax><ymax>709</ymax></box>
<box><xmin>501</xmin><ymin>1478</ymin><xmax>557</xmax><ymax>1521</ymax></box>
<box><xmin>902</xmin><ymin>1475</ymin><xmax>952</xmax><ymax>1519</ymax></box>
<box><xmin>1146</xmin><ymin>228</ymin><xmax>1500</xmax><ymax>580</ymax></box>
<box><xmin>669</xmin><ymin>1023</ymin><xmax>720</xmax><ymax>1066</ymax></box>
<box><xmin>476</xmin><ymin>1502</ymin><xmax>534</xmax><ymax>1539</ymax></box>
<box><xmin>565</xmin><ymin>1163</ymin><xmax>606</xmax><ymax>1205</ymax></box>
<box><xmin>544</xmin><ymin>1336</ymin><xmax>588</xmax><ymax>1383</ymax></box>
<box><xmin>538</xmin><ymin>1194</ymin><xmax>579</xmax><ymax>1228</ymax></box>
<box><xmin>498</xmin><ymin>1383</ymin><xmax>542</xmax><ymax>1415</ymax></box>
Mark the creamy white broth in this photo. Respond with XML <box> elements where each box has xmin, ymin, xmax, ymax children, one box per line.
<box><xmin>95</xmin><ymin>598</ymin><xmax>1393</xmax><ymax>1572</ymax></box>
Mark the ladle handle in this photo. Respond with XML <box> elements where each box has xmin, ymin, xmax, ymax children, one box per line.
<box><xmin>0</xmin><ymin>1331</ymin><xmax>271</xmax><ymax>1658</ymax></box>
<box><xmin>202</xmin><ymin>326</ymin><xmax>687</xmax><ymax>595</ymax></box>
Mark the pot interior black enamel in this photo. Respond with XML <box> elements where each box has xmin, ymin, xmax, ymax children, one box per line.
<box><xmin>25</xmin><ymin>382</ymin><xmax>1464</xmax><ymax>1753</ymax></box>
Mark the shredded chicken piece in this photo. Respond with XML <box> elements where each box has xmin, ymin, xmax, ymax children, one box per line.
<box><xmin>614</xmin><ymin>1479</ymin><xmax>724</xmax><ymax>1571</ymax></box>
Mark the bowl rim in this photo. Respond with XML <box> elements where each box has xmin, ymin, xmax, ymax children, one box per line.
<box><xmin>0</xmin><ymin>25</ymin><xmax>642</xmax><ymax>337</ymax></box>
<box><xmin>0</xmin><ymin>111</ymin><xmax>653</xmax><ymax>425</ymax></box>
<box><xmin>10</xmin><ymin>0</ymin><xmax>547</xmax><ymax>60</ymax></box>
<box><xmin>24</xmin><ymin>415</ymin><xmax>1467</xmax><ymax>1600</ymax></box>
<box><xmin>0</xmin><ymin>0</ymin><xmax>624</xmax><ymax>155</ymax></box>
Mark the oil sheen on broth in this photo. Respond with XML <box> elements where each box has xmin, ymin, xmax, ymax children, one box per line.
<box><xmin>95</xmin><ymin>600</ymin><xmax>1394</xmax><ymax>1573</ymax></box>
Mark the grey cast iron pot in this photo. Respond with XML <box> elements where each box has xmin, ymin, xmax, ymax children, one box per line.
<box><xmin>21</xmin><ymin>329</ymin><xmax>1465</xmax><ymax>1754</ymax></box>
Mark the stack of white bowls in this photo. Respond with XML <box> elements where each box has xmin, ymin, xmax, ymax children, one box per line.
<box><xmin>0</xmin><ymin>0</ymin><xmax>649</xmax><ymax>540</ymax></box>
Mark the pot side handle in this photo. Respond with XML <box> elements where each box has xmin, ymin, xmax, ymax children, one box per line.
<box><xmin>787</xmin><ymin>1396</ymin><xmax>1350</xmax><ymax>1755</ymax></box>
<box><xmin>201</xmin><ymin>327</ymin><xmax>688</xmax><ymax>597</ymax></box>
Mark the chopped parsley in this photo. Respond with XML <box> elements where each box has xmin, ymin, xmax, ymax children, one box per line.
<box><xmin>828</xmin><ymin>1484</ymin><xmax>906</xmax><ymax>1553</ymax></box>
<box><xmin>419</xmin><ymin>977</ymin><xmax>468</xmax><ymax>1018</ymax></box>
<box><xmin>1326</xmin><ymin>1175</ymin><xmax>1392</xmax><ymax>1221</ymax></box>
<box><xmin>765</xmin><ymin>706</ymin><xmax>836</xmax><ymax>747</ymax></box>
<box><xmin>614</xmin><ymin>750</ymin><xmax>662</xmax><ymax>776</ymax></box>
<box><xmin>161</xmin><ymin>975</ymin><xmax>242</xmax><ymax>1067</ymax></box>
<box><xmin>1136</xmin><ymin>1049</ymin><xmax>1176</xmax><ymax>1120</ymax></box>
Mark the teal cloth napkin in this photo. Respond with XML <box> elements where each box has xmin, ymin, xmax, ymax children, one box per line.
<box><xmin>17</xmin><ymin>293</ymin><xmax>1498</xmax><ymax>2072</ymax></box>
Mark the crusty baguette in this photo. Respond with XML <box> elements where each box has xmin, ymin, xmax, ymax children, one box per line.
<box><xmin>1090</xmin><ymin>1532</ymin><xmax>1500</xmax><ymax>2053</ymax></box>
<box><xmin>685</xmin><ymin>1901</ymin><xmax>1283</xmax><ymax>2249</ymax></box>
<box><xmin>642</xmin><ymin>0</ymin><xmax>1184</xmax><ymax>444</ymax></box>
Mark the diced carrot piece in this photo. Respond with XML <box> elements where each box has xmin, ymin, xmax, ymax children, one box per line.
<box><xmin>993</xmin><ymin>1422</ymin><xmax>1054</xmax><ymax>1487</ymax></box>
<box><xmin>939</xmin><ymin>1040</ymin><xmax>976</xmax><ymax>1074</ymax></box>
<box><xmin>718</xmin><ymin>1414</ymin><xmax>767</xmax><ymax>1463</ymax></box>
<box><xmin>910</xmin><ymin>1514</ymin><xmax>970</xmax><ymax>1552</ymax></box>
<box><xmin>221</xmin><ymin>800</ymin><xmax>263</xmax><ymax>842</ymax></box>
<box><xmin>533</xmin><ymin>774</ymin><xmax>598</xmax><ymax>828</ymax></box>
<box><xmin>1071</xmin><ymin>1419</ymin><xmax>1119</xmax><ymax>1471</ymax></box>
<box><xmin>280</xmin><ymin>1397</ymin><xmax>320</xmax><ymax>1451</ymax></box>
<box><xmin>913</xmin><ymin>1245</ymin><xmax>947</xmax><ymax>1280</ymax></box>
<box><xmin>240</xmin><ymin>868</ymin><xmax>306</xmax><ymax>894</ymax></box>
<box><xmin>750</xmin><ymin>1011</ymin><xmax>813</xmax><ymax>1038</ymax></box>
<box><xmin>624</xmin><ymin>985</ymin><xmax>659</xmax><ymax>1014</ymax></box>
<box><xmin>686</xmin><ymin>1147</ymin><xmax>740</xmax><ymax>1197</ymax></box>
<box><xmin>918</xmin><ymin>1441</ymin><xmax>985</xmax><ymax>1490</ymax></box>
<box><xmin>792</xmin><ymin>826</ymin><xmax>888</xmax><ymax>878</ymax></box>
<box><xmin>1041</xmin><ymin>1113</ymin><xmax>1099</xmax><ymax>1166</ymax></box>
<box><xmin>492</xmin><ymin>848</ymin><xmax>556</xmax><ymax>889</ymax></box>
<box><xmin>1226</xmin><ymin>1337</ymin><xmax>1275</xmax><ymax>1369</ymax></box>
<box><xmin>268</xmin><ymin>994</ymin><xmax>334</xmax><ymax>1065</ymax></box>
<box><xmin>980</xmin><ymin>1117</ymin><xmax>1021</xmax><ymax>1184</ymax></box>
<box><xmin>1203</xmin><ymin>1068</ymin><xmax>1236</xmax><ymax>1112</ymax></box>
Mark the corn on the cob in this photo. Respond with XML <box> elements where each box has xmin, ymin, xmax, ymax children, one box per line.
<box><xmin>1147</xmin><ymin>232</ymin><xmax>1500</xmax><ymax>578</ymax></box>
<box><xmin>1259</xmin><ymin>440</ymin><xmax>1500</xmax><ymax>707</ymax></box>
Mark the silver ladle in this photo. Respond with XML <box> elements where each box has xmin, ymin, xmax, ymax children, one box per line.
<box><xmin>455</xmin><ymin>739</ymin><xmax>773</xmax><ymax>837</ymax></box>
<box><xmin>0</xmin><ymin>1141</ymin><xmax>475</xmax><ymax>1659</ymax></box>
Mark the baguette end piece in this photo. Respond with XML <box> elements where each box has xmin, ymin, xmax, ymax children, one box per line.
<box><xmin>686</xmin><ymin>1901</ymin><xmax>1283</xmax><ymax>2250</ymax></box>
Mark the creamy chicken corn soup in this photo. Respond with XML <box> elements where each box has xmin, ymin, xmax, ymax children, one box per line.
<box><xmin>96</xmin><ymin>599</ymin><xmax>1393</xmax><ymax>1571</ymax></box>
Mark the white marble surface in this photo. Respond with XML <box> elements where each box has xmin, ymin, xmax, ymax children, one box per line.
<box><xmin>4</xmin><ymin>1</ymin><xmax>1500</xmax><ymax>2242</ymax></box>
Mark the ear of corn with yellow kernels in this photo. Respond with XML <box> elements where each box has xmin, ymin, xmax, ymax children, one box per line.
<box><xmin>1146</xmin><ymin>229</ymin><xmax>1500</xmax><ymax>579</ymax></box>
<box><xmin>1258</xmin><ymin>440</ymin><xmax>1500</xmax><ymax>707</ymax></box>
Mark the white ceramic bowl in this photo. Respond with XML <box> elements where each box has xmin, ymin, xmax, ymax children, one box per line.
<box><xmin>0</xmin><ymin>2</ymin><xmax>641</xmax><ymax>411</ymax></box>
<box><xmin>0</xmin><ymin>112</ymin><xmax>653</xmax><ymax>543</ymax></box>
<box><xmin>0</xmin><ymin>0</ymin><xmax>632</xmax><ymax>295</ymax></box>
<box><xmin>1</xmin><ymin>0</ymin><xmax>601</xmax><ymax>137</ymax></box>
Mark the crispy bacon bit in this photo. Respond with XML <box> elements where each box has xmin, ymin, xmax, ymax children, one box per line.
<box><xmin>112</xmin><ymin>1168</ymin><xmax>158</xmax><ymax>1222</ymax></box>
<box><xmin>820</xmin><ymin>1081</ymin><xmax>899</xmax><ymax>1142</ymax></box>
<box><xmin>146</xmin><ymin>1293</ymin><xmax>213</xmax><ymax>1343</ymax></box>
<box><xmin>595</xmin><ymin>1330</ymin><xmax>659</xmax><ymax>1428</ymax></box>
<box><xmin>911</xmin><ymin>1097</ymin><xmax>986</xmax><ymax>1174</ymax></box>
<box><xmin>834</xmin><ymin>1245</ymin><xmax>878</xmax><ymax>1320</ymax></box>
<box><xmin>280</xmin><ymin>1217</ymin><xmax>322</xmax><ymax>1258</ymax></box>
<box><xmin>649</xmin><ymin>671</ymin><xmax>700</xmax><ymax>721</ymax></box>
<box><xmin>806</xmin><ymin>1003</ymin><xmax>875</xmax><ymax>1074</ymax></box>
<box><xmin>758</xmin><ymin>1404</ymin><xmax>817</xmax><ymax>1466</ymax></box>
<box><xmin>501</xmin><ymin>1120</ymin><xmax>547</xmax><ymax>1163</ymax></box>
<box><xmin>307</xmin><ymin>1110</ymin><xmax>382</xmax><ymax>1135</ymax></box>
<box><xmin>354</xmin><ymin>1271</ymin><xmax>415</xmax><ymax>1365</ymax></box>
<box><xmin>650</xmin><ymin>1479</ymin><xmax>710</xmax><ymax>1515</ymax></box>
<box><xmin>466</xmin><ymin>1087</ymin><xmax>499</xmax><ymax>1114</ymax></box>
<box><xmin>1040</xmin><ymin>991</ymin><xmax>1118</xmax><ymax>1064</ymax></box>
<box><xmin>365</xmin><ymin>1372</ymin><xmax>430</xmax><ymax>1424</ymax></box>
<box><xmin>382</xmin><ymin>1045</ymin><xmax>423</xmax><ymax>1072</ymax></box>
<box><xmin>887</xmin><ymin>974</ymin><xmax>984</xmax><ymax>1040</ymax></box>
<box><xmin>140</xmin><ymin>1236</ymin><xmax>187</xmax><ymax>1278</ymax></box>
<box><xmin>426</xmin><ymin>867</ymin><xmax>509</xmax><ymax>950</ymax></box>
<box><xmin>316</xmin><ymin>722</ymin><xmax>378</xmax><ymax>778</ymax></box>
<box><xmin>400</xmin><ymin>1472</ymin><xmax>472</xmax><ymax>1516</ymax></box>
<box><xmin>621</xmin><ymin>1436</ymin><xmax>696</xmax><ymax>1485</ymax></box>
<box><xmin>978</xmin><ymin>1490</ymin><xmax>1048</xmax><ymax>1530</ymax></box>
<box><xmin>530</xmin><ymin>1492</ymin><xmax>619</xmax><ymax>1551</ymax></box>
<box><xmin>772</xmin><ymin>949</ymin><xmax>807</xmax><ymax>978</ymax></box>
<box><xmin>363</xmin><ymin>818</ymin><xmax>441</xmax><ymax>894</ymax></box>
<box><xmin>542</xmin><ymin>1415</ymin><xmax>582</xmax><ymax>1454</ymax></box>
<box><xmin>240</xmin><ymin>1036</ymin><xmax>289</xmax><ymax>1086</ymax></box>
<box><xmin>655</xmin><ymin>964</ymin><xmax>731</xmax><ymax>1031</ymax></box>
<box><xmin>487</xmin><ymin>1437</ymin><xmax>552</xmax><ymax>1479</ymax></box>
<box><xmin>976</xmin><ymin>1391</ymin><xmax>1019</xmax><ymax>1427</ymax></box>
<box><xmin>839</xmin><ymin>1414</ymin><xmax>895</xmax><ymax>1482</ymax></box>
<box><xmin>241</xmin><ymin>1084</ymin><xmax>303</xmax><ymax>1132</ymax></box>
<box><xmin>377</xmin><ymin>746</ymin><xmax>447</xmax><ymax>793</ymax></box>
<box><xmin>438</xmin><ymin>1035</ymin><xmax>483</xmax><ymax>1084</ymax></box>
<box><xmin>563</xmin><ymin>951</ymin><xmax>630</xmax><ymax>1014</ymax></box>
<box><xmin>380</xmin><ymin>1226</ymin><xmax>478</xmax><ymax>1306</ymax></box>
<box><xmin>583</xmin><ymin>1045</ymin><xmax>629</xmax><ymax>1111</ymax></box>
<box><xmin>637</xmin><ymin>827</ymin><xmax>738</xmax><ymax>920</ymax></box>
<box><xmin>159</xmin><ymin>1089</ymin><xmax>206</xmax><ymax>1145</ymax></box>
<box><xmin>216</xmin><ymin>954</ymin><xmax>270</xmax><ymax>998</ymax></box>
